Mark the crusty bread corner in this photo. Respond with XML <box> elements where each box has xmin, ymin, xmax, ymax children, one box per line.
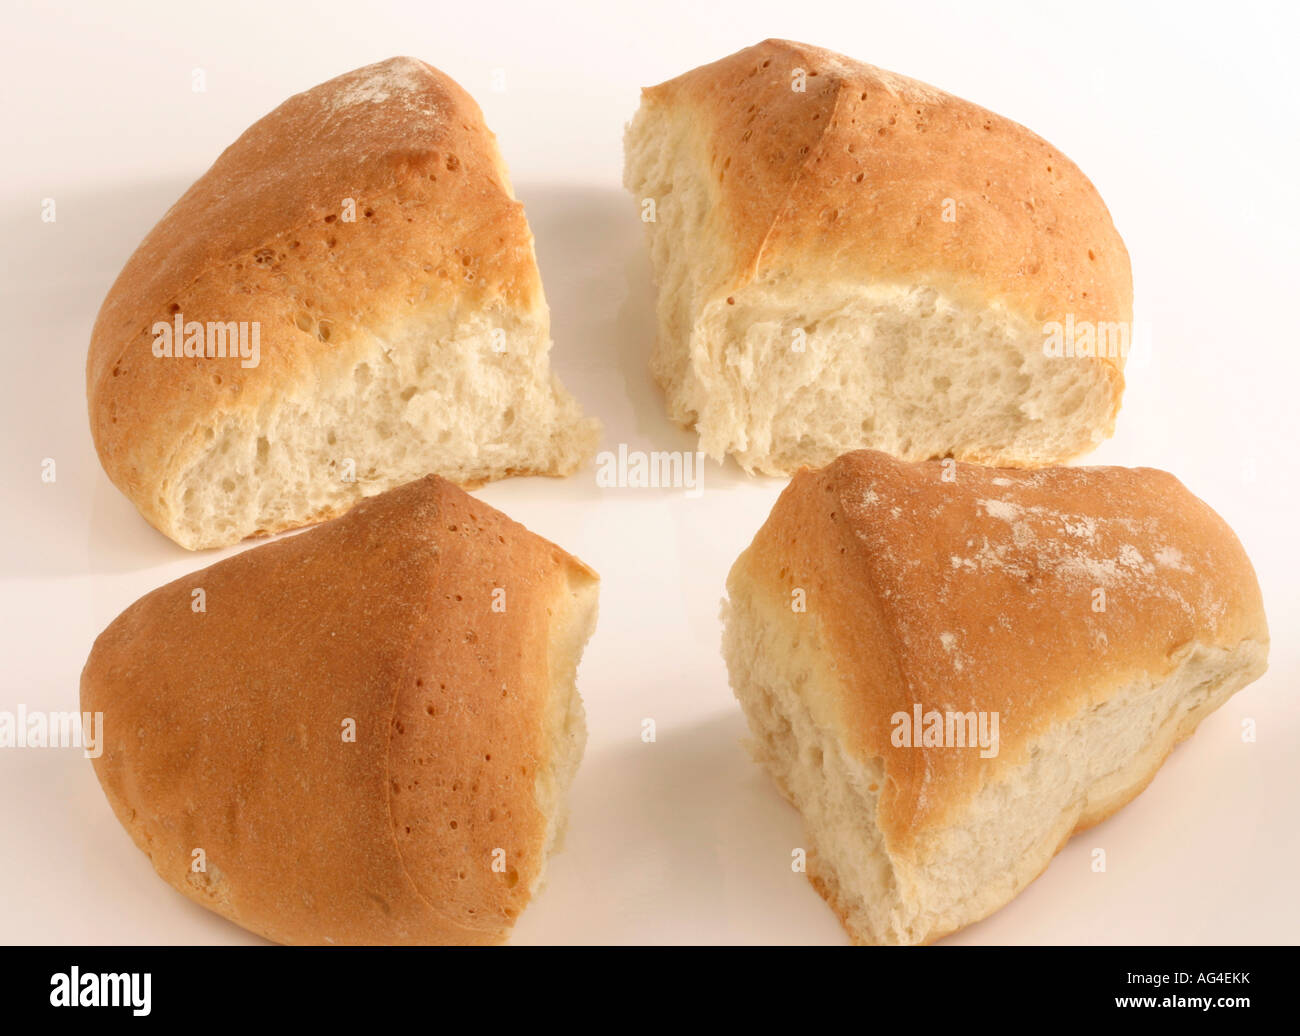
<box><xmin>625</xmin><ymin>39</ymin><xmax>1132</xmax><ymax>473</ymax></box>
<box><xmin>80</xmin><ymin>475</ymin><xmax>598</xmax><ymax>945</ymax></box>
<box><xmin>722</xmin><ymin>450</ymin><xmax>1268</xmax><ymax>944</ymax></box>
<box><xmin>88</xmin><ymin>57</ymin><xmax>599</xmax><ymax>550</ymax></box>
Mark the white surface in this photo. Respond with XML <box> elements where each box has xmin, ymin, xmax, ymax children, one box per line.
<box><xmin>1</xmin><ymin>0</ymin><xmax>1297</xmax><ymax>945</ymax></box>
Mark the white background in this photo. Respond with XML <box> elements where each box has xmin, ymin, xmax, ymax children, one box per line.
<box><xmin>1</xmin><ymin>0</ymin><xmax>1296</xmax><ymax>945</ymax></box>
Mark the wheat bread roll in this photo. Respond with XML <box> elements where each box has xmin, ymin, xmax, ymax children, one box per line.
<box><xmin>81</xmin><ymin>475</ymin><xmax>598</xmax><ymax>945</ymax></box>
<box><xmin>722</xmin><ymin>449</ymin><xmax>1268</xmax><ymax>944</ymax></box>
<box><xmin>88</xmin><ymin>57</ymin><xmax>599</xmax><ymax>550</ymax></box>
<box><xmin>625</xmin><ymin>39</ymin><xmax>1132</xmax><ymax>474</ymax></box>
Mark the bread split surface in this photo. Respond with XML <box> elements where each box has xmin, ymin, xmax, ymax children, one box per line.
<box><xmin>722</xmin><ymin>449</ymin><xmax>1268</xmax><ymax>944</ymax></box>
<box><xmin>88</xmin><ymin>57</ymin><xmax>599</xmax><ymax>550</ymax></box>
<box><xmin>625</xmin><ymin>39</ymin><xmax>1132</xmax><ymax>474</ymax></box>
<box><xmin>81</xmin><ymin>475</ymin><xmax>599</xmax><ymax>945</ymax></box>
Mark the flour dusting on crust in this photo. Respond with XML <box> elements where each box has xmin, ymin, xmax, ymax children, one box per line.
<box><xmin>325</xmin><ymin>57</ymin><xmax>441</xmax><ymax>116</ymax></box>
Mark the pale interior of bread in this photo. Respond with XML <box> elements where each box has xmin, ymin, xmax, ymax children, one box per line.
<box><xmin>170</xmin><ymin>307</ymin><xmax>597</xmax><ymax>549</ymax></box>
<box><xmin>530</xmin><ymin>565</ymin><xmax>600</xmax><ymax>892</ymax></box>
<box><xmin>722</xmin><ymin>572</ymin><xmax>1268</xmax><ymax>945</ymax></box>
<box><xmin>625</xmin><ymin>102</ymin><xmax>1116</xmax><ymax>474</ymax></box>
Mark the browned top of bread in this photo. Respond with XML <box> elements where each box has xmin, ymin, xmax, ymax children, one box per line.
<box><xmin>731</xmin><ymin>450</ymin><xmax>1267</xmax><ymax>850</ymax></box>
<box><xmin>641</xmin><ymin>39</ymin><xmax>1131</xmax><ymax>335</ymax></box>
<box><xmin>80</xmin><ymin>475</ymin><xmax>597</xmax><ymax>945</ymax></box>
<box><xmin>87</xmin><ymin>57</ymin><xmax>544</xmax><ymax>516</ymax></box>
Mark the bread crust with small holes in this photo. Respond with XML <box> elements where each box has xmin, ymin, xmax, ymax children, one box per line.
<box><xmin>722</xmin><ymin>449</ymin><xmax>1268</xmax><ymax>944</ymax></box>
<box><xmin>625</xmin><ymin>40</ymin><xmax>1132</xmax><ymax>473</ymax></box>
<box><xmin>81</xmin><ymin>475</ymin><xmax>598</xmax><ymax>944</ymax></box>
<box><xmin>88</xmin><ymin>57</ymin><xmax>598</xmax><ymax>550</ymax></box>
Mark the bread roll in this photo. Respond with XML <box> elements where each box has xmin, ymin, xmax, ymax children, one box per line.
<box><xmin>625</xmin><ymin>39</ymin><xmax>1132</xmax><ymax>474</ymax></box>
<box><xmin>722</xmin><ymin>449</ymin><xmax>1268</xmax><ymax>944</ymax></box>
<box><xmin>88</xmin><ymin>57</ymin><xmax>599</xmax><ymax>550</ymax></box>
<box><xmin>81</xmin><ymin>475</ymin><xmax>598</xmax><ymax>945</ymax></box>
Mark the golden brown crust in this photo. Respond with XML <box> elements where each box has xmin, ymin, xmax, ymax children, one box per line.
<box><xmin>87</xmin><ymin>58</ymin><xmax>550</xmax><ymax>537</ymax></box>
<box><xmin>735</xmin><ymin>450</ymin><xmax>1268</xmax><ymax>854</ymax></box>
<box><xmin>641</xmin><ymin>38</ymin><xmax>1132</xmax><ymax>363</ymax></box>
<box><xmin>80</xmin><ymin>475</ymin><xmax>597</xmax><ymax>945</ymax></box>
